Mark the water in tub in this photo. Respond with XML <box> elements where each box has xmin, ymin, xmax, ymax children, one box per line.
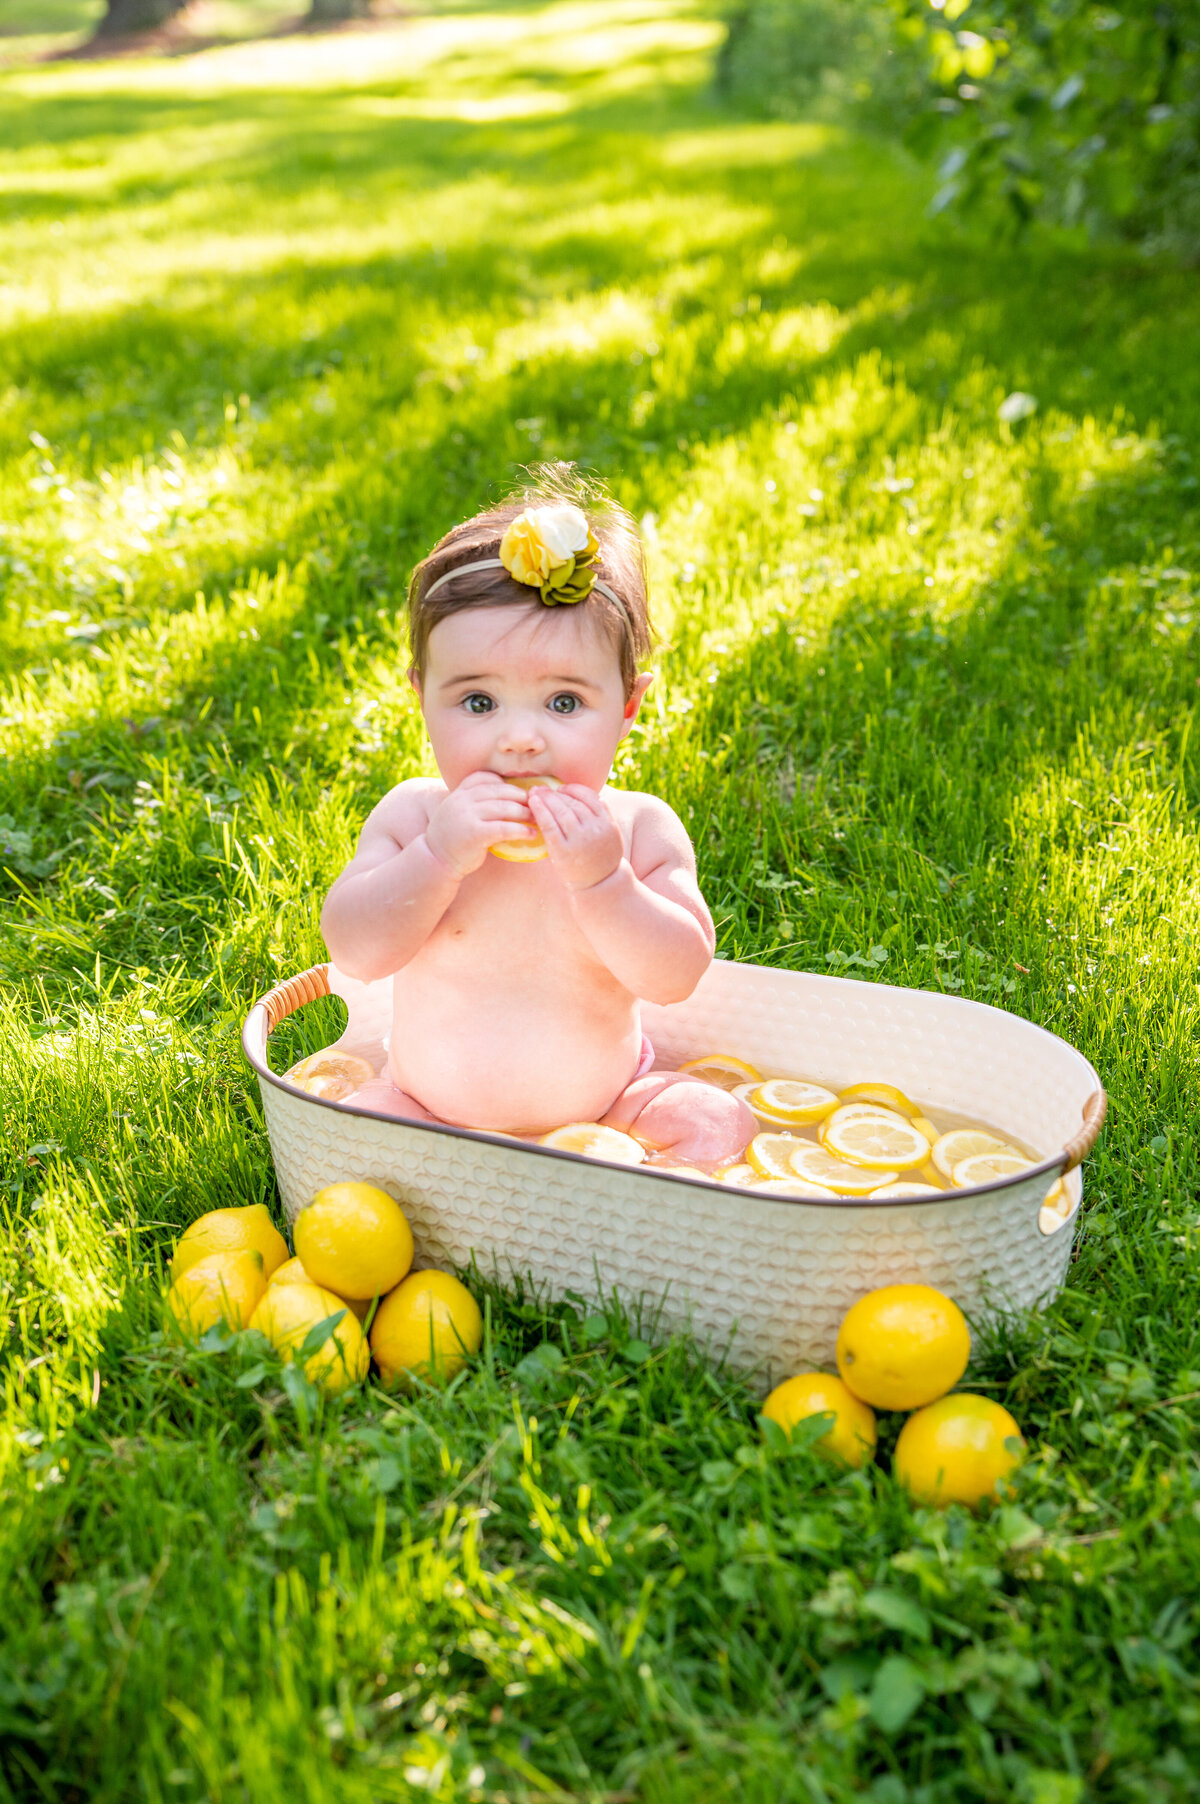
<box><xmin>281</xmin><ymin>1050</ymin><xmax>1070</xmax><ymax>1232</ymax></box>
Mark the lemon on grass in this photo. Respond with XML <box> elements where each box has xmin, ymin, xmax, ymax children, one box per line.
<box><xmin>837</xmin><ymin>1081</ymin><xmax>920</xmax><ymax>1119</ymax></box>
<box><xmin>678</xmin><ymin>1053</ymin><xmax>762</xmax><ymax>1092</ymax></box>
<box><xmin>930</xmin><ymin>1128</ymin><xmax>1014</xmax><ymax>1182</ymax></box>
<box><xmin>821</xmin><ymin>1107</ymin><xmax>932</xmax><ymax>1172</ymax></box>
<box><xmin>836</xmin><ymin>1284</ymin><xmax>970</xmax><ymax>1410</ymax></box>
<box><xmin>746</xmin><ymin>1079</ymin><xmax>839</xmax><ymax>1127</ymax></box>
<box><xmin>786</xmin><ymin>1140</ymin><xmax>899</xmax><ymax>1196</ymax></box>
<box><xmin>952</xmin><ymin>1150</ymin><xmax>1031</xmax><ymax>1188</ymax></box>
<box><xmin>284</xmin><ymin>1051</ymin><xmax>375</xmax><ymax>1102</ymax></box>
<box><xmin>166</xmin><ymin>1250</ymin><xmax>266</xmax><ymax>1338</ymax></box>
<box><xmin>762</xmin><ymin>1372</ymin><xmax>877</xmax><ymax>1468</ymax></box>
<box><xmin>172</xmin><ymin>1205</ymin><xmax>288</xmax><ymax>1281</ymax></box>
<box><xmin>894</xmin><ymin>1393</ymin><xmax>1024</xmax><ymax>1508</ymax></box>
<box><xmin>489</xmin><ymin>775</ymin><xmax>561</xmax><ymax>862</ymax></box>
<box><xmin>370</xmin><ymin>1270</ymin><xmax>483</xmax><ymax>1388</ymax></box>
<box><xmin>293</xmin><ymin>1182</ymin><xmax>414</xmax><ymax>1302</ymax></box>
<box><xmin>268</xmin><ymin>1254</ymin><xmax>371</xmax><ymax>1322</ymax></box>
<box><xmin>250</xmin><ymin>1280</ymin><xmax>369</xmax><ymax>1394</ymax></box>
<box><xmin>540</xmin><ymin>1123</ymin><xmax>646</xmax><ymax>1165</ymax></box>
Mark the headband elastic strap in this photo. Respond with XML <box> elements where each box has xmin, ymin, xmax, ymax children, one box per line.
<box><xmin>422</xmin><ymin>556</ymin><xmax>623</xmax><ymax>608</ymax></box>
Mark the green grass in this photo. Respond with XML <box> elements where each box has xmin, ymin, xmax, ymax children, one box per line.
<box><xmin>2</xmin><ymin>1</ymin><xmax>1200</xmax><ymax>1797</ymax></box>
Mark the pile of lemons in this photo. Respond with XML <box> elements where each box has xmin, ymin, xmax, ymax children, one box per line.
<box><xmin>164</xmin><ymin>1184</ymin><xmax>482</xmax><ymax>1394</ymax></box>
<box><xmin>762</xmin><ymin>1283</ymin><xmax>1025</xmax><ymax>1509</ymax></box>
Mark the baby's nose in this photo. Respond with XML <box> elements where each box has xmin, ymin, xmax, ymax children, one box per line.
<box><xmin>498</xmin><ymin>711</ymin><xmax>546</xmax><ymax>752</ymax></box>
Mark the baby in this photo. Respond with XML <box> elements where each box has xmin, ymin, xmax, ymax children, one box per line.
<box><xmin>320</xmin><ymin>477</ymin><xmax>754</xmax><ymax>1169</ymax></box>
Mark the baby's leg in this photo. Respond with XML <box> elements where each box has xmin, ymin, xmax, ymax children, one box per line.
<box><xmin>343</xmin><ymin>1078</ymin><xmax>439</xmax><ymax>1124</ymax></box>
<box><xmin>602</xmin><ymin>1073</ymin><xmax>755</xmax><ymax>1168</ymax></box>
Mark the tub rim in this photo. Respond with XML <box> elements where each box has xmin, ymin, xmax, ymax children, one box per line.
<box><xmin>241</xmin><ymin>962</ymin><xmax>1107</xmax><ymax>1214</ymax></box>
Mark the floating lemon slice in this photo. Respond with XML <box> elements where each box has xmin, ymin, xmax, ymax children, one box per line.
<box><xmin>720</xmin><ymin>1162</ymin><xmax>758</xmax><ymax>1187</ymax></box>
<box><xmin>1039</xmin><ymin>1178</ymin><xmax>1073</xmax><ymax>1232</ymax></box>
<box><xmin>747</xmin><ymin>1132</ymin><xmax>806</xmax><ymax>1181</ymax></box>
<box><xmin>751</xmin><ymin>1177</ymin><xmax>840</xmax><ymax>1200</ymax></box>
<box><xmin>952</xmin><ymin>1149</ymin><xmax>1031</xmax><ymax>1187</ymax></box>
<box><xmin>747</xmin><ymin>1079</ymin><xmax>840</xmax><ymax>1126</ymax></box>
<box><xmin>490</xmin><ymin>775</ymin><xmax>562</xmax><ymax>862</ymax></box>
<box><xmin>656</xmin><ymin>1165</ymin><xmax>712</xmax><ymax>1182</ymax></box>
<box><xmin>678</xmin><ymin>1053</ymin><xmax>762</xmax><ymax>1092</ymax></box>
<box><xmin>284</xmin><ymin>1051</ymin><xmax>375</xmax><ymax>1101</ymax></box>
<box><xmin>930</xmin><ymin>1128</ymin><xmax>1012</xmax><ymax>1180</ymax></box>
<box><xmin>786</xmin><ymin>1141</ymin><xmax>899</xmax><ymax>1195</ymax></box>
<box><xmin>911</xmin><ymin>1115</ymin><xmax>941</xmax><ymax>1146</ymax></box>
<box><xmin>822</xmin><ymin>1108</ymin><xmax>931</xmax><ymax>1171</ymax></box>
<box><xmin>821</xmin><ymin>1107</ymin><xmax>932</xmax><ymax>1171</ymax></box>
<box><xmin>818</xmin><ymin>1102</ymin><xmax>904</xmax><ymax>1147</ymax></box>
<box><xmin>868</xmin><ymin>1181</ymin><xmax>944</xmax><ymax>1200</ymax></box>
<box><xmin>837</xmin><ymin>1081</ymin><xmax>920</xmax><ymax>1119</ymax></box>
<box><xmin>540</xmin><ymin>1122</ymin><xmax>646</xmax><ymax>1164</ymax></box>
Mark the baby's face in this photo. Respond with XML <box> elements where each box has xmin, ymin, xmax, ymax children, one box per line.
<box><xmin>415</xmin><ymin>602</ymin><xmax>650</xmax><ymax>791</ymax></box>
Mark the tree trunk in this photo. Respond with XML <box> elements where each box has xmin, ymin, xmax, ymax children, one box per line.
<box><xmin>94</xmin><ymin>0</ymin><xmax>190</xmax><ymax>34</ymax></box>
<box><xmin>308</xmin><ymin>0</ymin><xmax>375</xmax><ymax>20</ymax></box>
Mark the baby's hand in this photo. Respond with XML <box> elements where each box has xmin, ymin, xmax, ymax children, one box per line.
<box><xmin>528</xmin><ymin>785</ymin><xmax>623</xmax><ymax>891</ymax></box>
<box><xmin>424</xmin><ymin>771</ymin><xmax>536</xmax><ymax>878</ymax></box>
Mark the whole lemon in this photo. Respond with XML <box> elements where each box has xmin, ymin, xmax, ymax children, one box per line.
<box><xmin>370</xmin><ymin>1270</ymin><xmax>482</xmax><ymax>1387</ymax></box>
<box><xmin>268</xmin><ymin>1253</ymin><xmax>372</xmax><ymax>1322</ymax></box>
<box><xmin>172</xmin><ymin>1205</ymin><xmax>288</xmax><ymax>1281</ymax></box>
<box><xmin>894</xmin><ymin>1393</ymin><xmax>1024</xmax><ymax>1508</ymax></box>
<box><xmin>166</xmin><ymin>1249</ymin><xmax>266</xmax><ymax>1337</ymax></box>
<box><xmin>761</xmin><ymin>1372</ymin><xmax>877</xmax><ymax>1468</ymax></box>
<box><xmin>250</xmin><ymin>1280</ymin><xmax>369</xmax><ymax>1394</ymax></box>
<box><xmin>293</xmin><ymin>1182</ymin><xmax>413</xmax><ymax>1301</ymax></box>
<box><xmin>836</xmin><ymin>1284</ymin><xmax>970</xmax><ymax>1410</ymax></box>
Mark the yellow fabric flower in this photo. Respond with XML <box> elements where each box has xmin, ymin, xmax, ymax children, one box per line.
<box><xmin>500</xmin><ymin>504</ymin><xmax>600</xmax><ymax>601</ymax></box>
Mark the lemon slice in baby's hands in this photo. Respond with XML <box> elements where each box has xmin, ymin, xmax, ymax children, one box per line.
<box><xmin>678</xmin><ymin>1053</ymin><xmax>762</xmax><ymax>1091</ymax></box>
<box><xmin>540</xmin><ymin>1122</ymin><xmax>646</xmax><ymax>1165</ymax></box>
<box><xmin>490</xmin><ymin>776</ymin><xmax>562</xmax><ymax>862</ymax></box>
<box><xmin>821</xmin><ymin>1107</ymin><xmax>933</xmax><ymax>1172</ymax></box>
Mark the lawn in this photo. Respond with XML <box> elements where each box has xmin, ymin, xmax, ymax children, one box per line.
<box><xmin>2</xmin><ymin>0</ymin><xmax>1199</xmax><ymax>1798</ymax></box>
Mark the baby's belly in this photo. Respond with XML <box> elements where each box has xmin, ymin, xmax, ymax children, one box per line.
<box><xmin>388</xmin><ymin>970</ymin><xmax>643</xmax><ymax>1134</ymax></box>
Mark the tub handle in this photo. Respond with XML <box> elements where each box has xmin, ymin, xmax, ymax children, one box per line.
<box><xmin>260</xmin><ymin>962</ymin><xmax>331</xmax><ymax>1032</ymax></box>
<box><xmin>1061</xmin><ymin>1088</ymin><xmax>1107</xmax><ymax>1172</ymax></box>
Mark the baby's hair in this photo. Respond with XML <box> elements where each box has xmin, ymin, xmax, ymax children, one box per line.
<box><xmin>407</xmin><ymin>464</ymin><xmax>653</xmax><ymax>697</ymax></box>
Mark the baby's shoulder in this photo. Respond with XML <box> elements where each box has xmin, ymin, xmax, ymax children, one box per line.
<box><xmin>604</xmin><ymin>787</ymin><xmax>694</xmax><ymax>864</ymax></box>
<box><xmin>362</xmin><ymin>775</ymin><xmax>445</xmax><ymax>843</ymax></box>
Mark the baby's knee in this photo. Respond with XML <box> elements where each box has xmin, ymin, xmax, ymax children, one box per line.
<box><xmin>604</xmin><ymin>1073</ymin><xmax>755</xmax><ymax>1166</ymax></box>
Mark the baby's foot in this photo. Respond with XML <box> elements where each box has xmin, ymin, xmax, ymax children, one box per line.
<box><xmin>342</xmin><ymin>1078</ymin><xmax>438</xmax><ymax>1124</ymax></box>
<box><xmin>602</xmin><ymin>1072</ymin><xmax>755</xmax><ymax>1168</ymax></box>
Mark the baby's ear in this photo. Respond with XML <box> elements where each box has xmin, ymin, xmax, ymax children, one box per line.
<box><xmin>621</xmin><ymin>671</ymin><xmax>654</xmax><ymax>733</ymax></box>
<box><xmin>407</xmin><ymin>665</ymin><xmax>422</xmax><ymax>700</ymax></box>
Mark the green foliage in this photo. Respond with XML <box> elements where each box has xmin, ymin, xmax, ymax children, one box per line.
<box><xmin>903</xmin><ymin>0</ymin><xmax>1200</xmax><ymax>254</ymax></box>
<box><xmin>723</xmin><ymin>0</ymin><xmax>1200</xmax><ymax>254</ymax></box>
<box><xmin>1</xmin><ymin>0</ymin><xmax>1200</xmax><ymax>1797</ymax></box>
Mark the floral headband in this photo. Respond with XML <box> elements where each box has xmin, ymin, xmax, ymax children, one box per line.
<box><xmin>423</xmin><ymin>503</ymin><xmax>621</xmax><ymax>608</ymax></box>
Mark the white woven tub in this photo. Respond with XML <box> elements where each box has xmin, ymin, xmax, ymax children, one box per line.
<box><xmin>242</xmin><ymin>960</ymin><xmax>1105</xmax><ymax>1387</ymax></box>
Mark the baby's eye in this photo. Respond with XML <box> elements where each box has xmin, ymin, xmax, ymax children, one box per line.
<box><xmin>548</xmin><ymin>693</ymin><xmax>582</xmax><ymax>716</ymax></box>
<box><xmin>461</xmin><ymin>693</ymin><xmax>494</xmax><ymax>716</ymax></box>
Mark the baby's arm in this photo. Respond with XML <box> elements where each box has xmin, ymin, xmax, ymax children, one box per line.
<box><xmin>321</xmin><ymin>774</ymin><xmax>534</xmax><ymax>982</ymax></box>
<box><xmin>528</xmin><ymin>787</ymin><xmax>714</xmax><ymax>1005</ymax></box>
